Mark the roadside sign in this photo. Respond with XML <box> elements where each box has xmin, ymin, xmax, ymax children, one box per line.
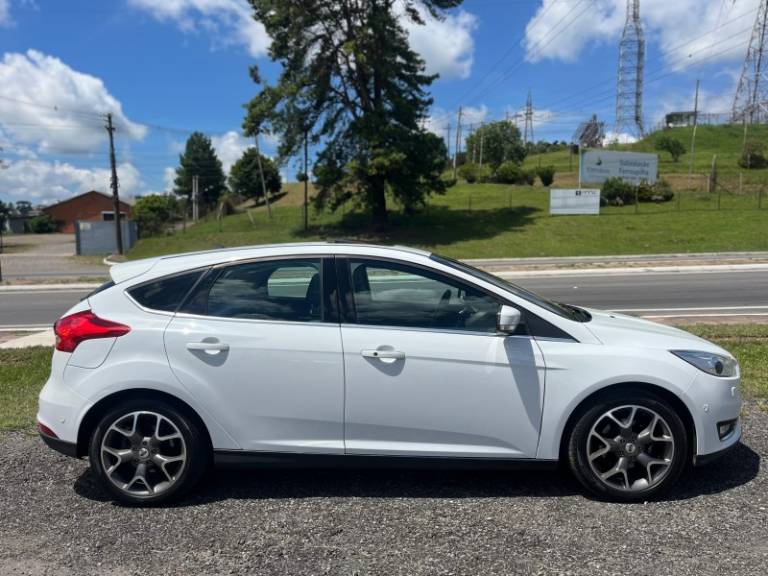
<box><xmin>550</xmin><ymin>189</ymin><xmax>600</xmax><ymax>215</ymax></box>
<box><xmin>579</xmin><ymin>150</ymin><xmax>658</xmax><ymax>185</ymax></box>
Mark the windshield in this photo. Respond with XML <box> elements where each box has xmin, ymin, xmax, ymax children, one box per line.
<box><xmin>430</xmin><ymin>254</ymin><xmax>591</xmax><ymax>323</ymax></box>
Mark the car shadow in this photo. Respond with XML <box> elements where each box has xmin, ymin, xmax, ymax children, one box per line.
<box><xmin>73</xmin><ymin>442</ymin><xmax>760</xmax><ymax>507</ymax></box>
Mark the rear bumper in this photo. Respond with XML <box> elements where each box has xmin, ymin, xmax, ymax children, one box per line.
<box><xmin>39</xmin><ymin>432</ymin><xmax>79</xmax><ymax>459</ymax></box>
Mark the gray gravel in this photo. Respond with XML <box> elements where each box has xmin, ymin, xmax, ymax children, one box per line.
<box><xmin>0</xmin><ymin>404</ymin><xmax>766</xmax><ymax>576</ymax></box>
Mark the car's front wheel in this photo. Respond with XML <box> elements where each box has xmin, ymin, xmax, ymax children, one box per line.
<box><xmin>567</xmin><ymin>391</ymin><xmax>688</xmax><ymax>502</ymax></box>
<box><xmin>88</xmin><ymin>399</ymin><xmax>209</xmax><ymax>505</ymax></box>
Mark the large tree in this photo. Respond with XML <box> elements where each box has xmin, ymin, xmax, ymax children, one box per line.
<box><xmin>464</xmin><ymin>121</ymin><xmax>526</xmax><ymax>169</ymax></box>
<box><xmin>173</xmin><ymin>132</ymin><xmax>227</xmax><ymax>210</ymax></box>
<box><xmin>229</xmin><ymin>148</ymin><xmax>282</xmax><ymax>199</ymax></box>
<box><xmin>243</xmin><ymin>0</ymin><xmax>455</xmax><ymax>226</ymax></box>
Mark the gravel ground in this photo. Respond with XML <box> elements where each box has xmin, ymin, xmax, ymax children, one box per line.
<box><xmin>0</xmin><ymin>404</ymin><xmax>765</xmax><ymax>576</ymax></box>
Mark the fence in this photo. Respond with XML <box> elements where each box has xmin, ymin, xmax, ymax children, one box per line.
<box><xmin>75</xmin><ymin>220</ymin><xmax>138</xmax><ymax>255</ymax></box>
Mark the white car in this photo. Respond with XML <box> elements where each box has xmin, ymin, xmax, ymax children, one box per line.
<box><xmin>38</xmin><ymin>243</ymin><xmax>742</xmax><ymax>504</ymax></box>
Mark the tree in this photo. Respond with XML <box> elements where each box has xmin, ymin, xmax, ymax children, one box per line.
<box><xmin>133</xmin><ymin>194</ymin><xmax>175</xmax><ymax>236</ymax></box>
<box><xmin>464</xmin><ymin>121</ymin><xmax>526</xmax><ymax>169</ymax></box>
<box><xmin>739</xmin><ymin>140</ymin><xmax>768</xmax><ymax>169</ymax></box>
<box><xmin>173</xmin><ymin>132</ymin><xmax>227</xmax><ymax>210</ymax></box>
<box><xmin>228</xmin><ymin>148</ymin><xmax>282</xmax><ymax>199</ymax></box>
<box><xmin>243</xmin><ymin>0</ymin><xmax>456</xmax><ymax>226</ymax></box>
<box><xmin>654</xmin><ymin>135</ymin><xmax>686</xmax><ymax>162</ymax></box>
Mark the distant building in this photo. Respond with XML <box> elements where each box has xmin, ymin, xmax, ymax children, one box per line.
<box><xmin>42</xmin><ymin>191</ymin><xmax>132</xmax><ymax>234</ymax></box>
<box><xmin>664</xmin><ymin>111</ymin><xmax>697</xmax><ymax>128</ymax></box>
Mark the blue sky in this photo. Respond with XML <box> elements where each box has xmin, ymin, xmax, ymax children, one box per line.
<box><xmin>0</xmin><ymin>0</ymin><xmax>759</xmax><ymax>205</ymax></box>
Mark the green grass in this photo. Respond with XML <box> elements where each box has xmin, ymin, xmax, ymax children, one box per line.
<box><xmin>129</xmin><ymin>181</ymin><xmax>768</xmax><ymax>261</ymax></box>
<box><xmin>0</xmin><ymin>347</ymin><xmax>52</xmax><ymax>430</ymax></box>
<box><xmin>525</xmin><ymin>124</ymin><xmax>768</xmax><ymax>185</ymax></box>
<box><xmin>0</xmin><ymin>324</ymin><xmax>765</xmax><ymax>430</ymax></box>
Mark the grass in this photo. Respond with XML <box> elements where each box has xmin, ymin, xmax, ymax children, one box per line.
<box><xmin>0</xmin><ymin>346</ymin><xmax>52</xmax><ymax>430</ymax></box>
<box><xmin>0</xmin><ymin>324</ymin><xmax>766</xmax><ymax>431</ymax></box>
<box><xmin>128</xmin><ymin>180</ymin><xmax>768</xmax><ymax>261</ymax></box>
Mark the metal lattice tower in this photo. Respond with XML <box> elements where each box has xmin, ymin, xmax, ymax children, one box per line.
<box><xmin>732</xmin><ymin>0</ymin><xmax>768</xmax><ymax>124</ymax></box>
<box><xmin>614</xmin><ymin>0</ymin><xmax>645</xmax><ymax>139</ymax></box>
<box><xmin>524</xmin><ymin>90</ymin><xmax>535</xmax><ymax>144</ymax></box>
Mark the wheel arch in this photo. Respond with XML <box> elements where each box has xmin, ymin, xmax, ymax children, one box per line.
<box><xmin>76</xmin><ymin>388</ymin><xmax>214</xmax><ymax>458</ymax></box>
<box><xmin>557</xmin><ymin>382</ymin><xmax>697</xmax><ymax>464</ymax></box>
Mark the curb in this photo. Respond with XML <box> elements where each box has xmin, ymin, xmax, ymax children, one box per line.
<box><xmin>495</xmin><ymin>263</ymin><xmax>768</xmax><ymax>278</ymax></box>
<box><xmin>0</xmin><ymin>283</ymin><xmax>101</xmax><ymax>292</ymax></box>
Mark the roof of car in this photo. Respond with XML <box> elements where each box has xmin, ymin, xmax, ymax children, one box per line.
<box><xmin>109</xmin><ymin>242</ymin><xmax>432</xmax><ymax>284</ymax></box>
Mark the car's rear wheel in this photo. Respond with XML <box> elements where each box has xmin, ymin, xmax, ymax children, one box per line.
<box><xmin>567</xmin><ymin>392</ymin><xmax>688</xmax><ymax>502</ymax></box>
<box><xmin>88</xmin><ymin>399</ymin><xmax>208</xmax><ymax>505</ymax></box>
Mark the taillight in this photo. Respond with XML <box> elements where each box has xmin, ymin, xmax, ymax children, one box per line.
<box><xmin>53</xmin><ymin>310</ymin><xmax>130</xmax><ymax>353</ymax></box>
<box><xmin>37</xmin><ymin>421</ymin><xmax>58</xmax><ymax>438</ymax></box>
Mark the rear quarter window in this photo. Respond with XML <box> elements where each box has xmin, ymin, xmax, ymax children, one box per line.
<box><xmin>128</xmin><ymin>270</ymin><xmax>204</xmax><ymax>312</ymax></box>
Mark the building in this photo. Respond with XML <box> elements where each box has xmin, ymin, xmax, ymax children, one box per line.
<box><xmin>42</xmin><ymin>191</ymin><xmax>131</xmax><ymax>234</ymax></box>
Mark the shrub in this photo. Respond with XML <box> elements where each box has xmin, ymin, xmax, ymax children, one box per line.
<box><xmin>28</xmin><ymin>214</ymin><xmax>57</xmax><ymax>233</ymax></box>
<box><xmin>520</xmin><ymin>169</ymin><xmax>536</xmax><ymax>186</ymax></box>
<box><xmin>457</xmin><ymin>162</ymin><xmax>479</xmax><ymax>183</ymax></box>
<box><xmin>133</xmin><ymin>194</ymin><xmax>174</xmax><ymax>237</ymax></box>
<box><xmin>443</xmin><ymin>177</ymin><xmax>458</xmax><ymax>189</ymax></box>
<box><xmin>602</xmin><ymin>178</ymin><xmax>674</xmax><ymax>206</ymax></box>
<box><xmin>739</xmin><ymin>140</ymin><xmax>768</xmax><ymax>169</ymax></box>
<box><xmin>537</xmin><ymin>165</ymin><xmax>556</xmax><ymax>187</ymax></box>
<box><xmin>493</xmin><ymin>161</ymin><xmax>522</xmax><ymax>184</ymax></box>
<box><xmin>601</xmin><ymin>177</ymin><xmax>636</xmax><ymax>205</ymax></box>
<box><xmin>654</xmin><ymin>135</ymin><xmax>686</xmax><ymax>162</ymax></box>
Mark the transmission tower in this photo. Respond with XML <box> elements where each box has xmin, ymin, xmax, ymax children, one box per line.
<box><xmin>614</xmin><ymin>0</ymin><xmax>645</xmax><ymax>139</ymax></box>
<box><xmin>524</xmin><ymin>90</ymin><xmax>535</xmax><ymax>144</ymax></box>
<box><xmin>732</xmin><ymin>0</ymin><xmax>768</xmax><ymax>124</ymax></box>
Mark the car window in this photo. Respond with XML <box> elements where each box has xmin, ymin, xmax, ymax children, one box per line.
<box><xmin>128</xmin><ymin>270</ymin><xmax>203</xmax><ymax>312</ymax></box>
<box><xmin>348</xmin><ymin>259</ymin><xmax>500</xmax><ymax>332</ymax></box>
<box><xmin>197</xmin><ymin>259</ymin><xmax>323</xmax><ymax>322</ymax></box>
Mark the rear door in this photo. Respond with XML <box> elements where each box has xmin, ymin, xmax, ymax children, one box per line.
<box><xmin>163</xmin><ymin>257</ymin><xmax>345</xmax><ymax>453</ymax></box>
<box><xmin>338</xmin><ymin>257</ymin><xmax>546</xmax><ymax>459</ymax></box>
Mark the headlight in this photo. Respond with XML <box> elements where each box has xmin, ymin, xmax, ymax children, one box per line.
<box><xmin>670</xmin><ymin>350</ymin><xmax>738</xmax><ymax>377</ymax></box>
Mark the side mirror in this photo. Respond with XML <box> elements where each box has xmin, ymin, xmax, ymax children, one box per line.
<box><xmin>497</xmin><ymin>305</ymin><xmax>521</xmax><ymax>334</ymax></box>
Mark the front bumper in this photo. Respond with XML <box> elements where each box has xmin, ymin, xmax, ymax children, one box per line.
<box><xmin>686</xmin><ymin>370</ymin><xmax>742</xmax><ymax>459</ymax></box>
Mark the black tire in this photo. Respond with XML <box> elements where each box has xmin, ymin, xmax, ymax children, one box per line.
<box><xmin>567</xmin><ymin>391</ymin><xmax>688</xmax><ymax>502</ymax></box>
<box><xmin>88</xmin><ymin>397</ymin><xmax>209</xmax><ymax>505</ymax></box>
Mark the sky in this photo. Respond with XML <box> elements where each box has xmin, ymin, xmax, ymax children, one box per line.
<box><xmin>0</xmin><ymin>0</ymin><xmax>760</xmax><ymax>206</ymax></box>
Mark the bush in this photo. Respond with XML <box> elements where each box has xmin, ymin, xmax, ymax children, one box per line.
<box><xmin>443</xmin><ymin>177</ymin><xmax>457</xmax><ymax>189</ymax></box>
<box><xmin>739</xmin><ymin>140</ymin><xmax>768</xmax><ymax>169</ymax></box>
<box><xmin>133</xmin><ymin>194</ymin><xmax>174</xmax><ymax>237</ymax></box>
<box><xmin>654</xmin><ymin>135</ymin><xmax>686</xmax><ymax>162</ymax></box>
<box><xmin>457</xmin><ymin>162</ymin><xmax>479</xmax><ymax>183</ymax></box>
<box><xmin>493</xmin><ymin>161</ymin><xmax>522</xmax><ymax>184</ymax></box>
<box><xmin>601</xmin><ymin>178</ymin><xmax>674</xmax><ymax>206</ymax></box>
<box><xmin>520</xmin><ymin>169</ymin><xmax>536</xmax><ymax>186</ymax></box>
<box><xmin>537</xmin><ymin>165</ymin><xmax>556</xmax><ymax>187</ymax></box>
<box><xmin>28</xmin><ymin>214</ymin><xmax>57</xmax><ymax>233</ymax></box>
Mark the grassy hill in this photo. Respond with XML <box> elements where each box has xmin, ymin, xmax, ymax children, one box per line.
<box><xmin>129</xmin><ymin>179</ymin><xmax>768</xmax><ymax>261</ymax></box>
<box><xmin>524</xmin><ymin>123</ymin><xmax>768</xmax><ymax>189</ymax></box>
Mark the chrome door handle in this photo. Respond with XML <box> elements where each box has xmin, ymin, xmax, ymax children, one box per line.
<box><xmin>361</xmin><ymin>349</ymin><xmax>405</xmax><ymax>360</ymax></box>
<box><xmin>187</xmin><ymin>341</ymin><xmax>230</xmax><ymax>352</ymax></box>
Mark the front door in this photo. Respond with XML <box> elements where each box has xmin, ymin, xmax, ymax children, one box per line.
<box><xmin>164</xmin><ymin>257</ymin><xmax>345</xmax><ymax>453</ymax></box>
<box><xmin>338</xmin><ymin>258</ymin><xmax>546</xmax><ymax>459</ymax></box>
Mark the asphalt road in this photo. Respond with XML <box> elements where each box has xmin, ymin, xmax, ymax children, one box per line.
<box><xmin>1</xmin><ymin>269</ymin><xmax>767</xmax><ymax>328</ymax></box>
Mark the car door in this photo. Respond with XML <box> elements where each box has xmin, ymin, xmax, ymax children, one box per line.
<box><xmin>338</xmin><ymin>257</ymin><xmax>546</xmax><ymax>459</ymax></box>
<box><xmin>163</xmin><ymin>257</ymin><xmax>345</xmax><ymax>453</ymax></box>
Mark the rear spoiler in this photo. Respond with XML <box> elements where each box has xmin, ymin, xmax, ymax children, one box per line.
<box><xmin>108</xmin><ymin>257</ymin><xmax>160</xmax><ymax>284</ymax></box>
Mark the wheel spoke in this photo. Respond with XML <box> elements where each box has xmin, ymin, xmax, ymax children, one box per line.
<box><xmin>103</xmin><ymin>447</ymin><xmax>133</xmax><ymax>475</ymax></box>
<box><xmin>600</xmin><ymin>457</ymin><xmax>630</xmax><ymax>489</ymax></box>
<box><xmin>637</xmin><ymin>452</ymin><xmax>671</xmax><ymax>481</ymax></box>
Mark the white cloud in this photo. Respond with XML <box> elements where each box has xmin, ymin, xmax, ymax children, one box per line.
<box><xmin>424</xmin><ymin>105</ymin><xmax>487</xmax><ymax>141</ymax></box>
<box><xmin>128</xmin><ymin>0</ymin><xmax>270</xmax><ymax>58</ymax></box>
<box><xmin>0</xmin><ymin>158</ymin><xmax>143</xmax><ymax>205</ymax></box>
<box><xmin>603</xmin><ymin>131</ymin><xmax>638</xmax><ymax>145</ymax></box>
<box><xmin>401</xmin><ymin>6</ymin><xmax>478</xmax><ymax>80</ymax></box>
<box><xmin>0</xmin><ymin>50</ymin><xmax>146</xmax><ymax>154</ymax></box>
<box><xmin>211</xmin><ymin>130</ymin><xmax>251</xmax><ymax>173</ymax></box>
<box><xmin>163</xmin><ymin>166</ymin><xmax>176</xmax><ymax>192</ymax></box>
<box><xmin>0</xmin><ymin>0</ymin><xmax>11</xmax><ymax>26</ymax></box>
<box><xmin>524</xmin><ymin>0</ymin><xmax>759</xmax><ymax>67</ymax></box>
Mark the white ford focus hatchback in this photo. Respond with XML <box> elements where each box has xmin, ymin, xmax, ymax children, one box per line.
<box><xmin>38</xmin><ymin>243</ymin><xmax>741</xmax><ymax>504</ymax></box>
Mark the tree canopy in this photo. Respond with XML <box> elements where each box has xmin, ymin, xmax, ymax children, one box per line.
<box><xmin>229</xmin><ymin>148</ymin><xmax>282</xmax><ymax>199</ymax></box>
<box><xmin>464</xmin><ymin>121</ymin><xmax>526</xmax><ymax>169</ymax></box>
<box><xmin>243</xmin><ymin>0</ymin><xmax>457</xmax><ymax>225</ymax></box>
<box><xmin>173</xmin><ymin>132</ymin><xmax>227</xmax><ymax>210</ymax></box>
<box><xmin>654</xmin><ymin>135</ymin><xmax>686</xmax><ymax>163</ymax></box>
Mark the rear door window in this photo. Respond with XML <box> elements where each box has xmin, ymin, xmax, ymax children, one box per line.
<box><xmin>128</xmin><ymin>270</ymin><xmax>203</xmax><ymax>312</ymax></box>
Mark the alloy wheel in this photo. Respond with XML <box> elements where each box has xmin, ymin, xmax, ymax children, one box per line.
<box><xmin>100</xmin><ymin>411</ymin><xmax>187</xmax><ymax>498</ymax></box>
<box><xmin>586</xmin><ymin>404</ymin><xmax>675</xmax><ymax>492</ymax></box>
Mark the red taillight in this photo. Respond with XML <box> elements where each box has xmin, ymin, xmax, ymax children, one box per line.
<box><xmin>37</xmin><ymin>421</ymin><xmax>58</xmax><ymax>438</ymax></box>
<box><xmin>53</xmin><ymin>310</ymin><xmax>131</xmax><ymax>353</ymax></box>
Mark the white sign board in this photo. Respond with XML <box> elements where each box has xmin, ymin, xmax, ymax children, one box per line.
<box><xmin>580</xmin><ymin>150</ymin><xmax>658</xmax><ymax>185</ymax></box>
<box><xmin>550</xmin><ymin>189</ymin><xmax>600</xmax><ymax>215</ymax></box>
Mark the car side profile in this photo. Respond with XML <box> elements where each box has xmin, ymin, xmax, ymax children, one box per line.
<box><xmin>38</xmin><ymin>243</ymin><xmax>742</xmax><ymax>504</ymax></box>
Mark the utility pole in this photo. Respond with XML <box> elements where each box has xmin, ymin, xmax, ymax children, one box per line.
<box><xmin>254</xmin><ymin>134</ymin><xmax>272</xmax><ymax>219</ymax></box>
<box><xmin>105</xmin><ymin>113</ymin><xmax>123</xmax><ymax>255</ymax></box>
<box><xmin>479</xmin><ymin>122</ymin><xmax>485</xmax><ymax>167</ymax></box>
<box><xmin>688</xmin><ymin>79</ymin><xmax>700</xmax><ymax>185</ymax></box>
<box><xmin>452</xmin><ymin>106</ymin><xmax>462</xmax><ymax>179</ymax></box>
<box><xmin>192</xmin><ymin>175</ymin><xmax>199</xmax><ymax>221</ymax></box>
<box><xmin>303</xmin><ymin>129</ymin><xmax>309</xmax><ymax>231</ymax></box>
<box><xmin>615</xmin><ymin>0</ymin><xmax>646</xmax><ymax>139</ymax></box>
<box><xmin>524</xmin><ymin>90</ymin><xmax>535</xmax><ymax>145</ymax></box>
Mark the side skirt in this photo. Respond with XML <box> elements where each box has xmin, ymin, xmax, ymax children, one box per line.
<box><xmin>214</xmin><ymin>450</ymin><xmax>559</xmax><ymax>471</ymax></box>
